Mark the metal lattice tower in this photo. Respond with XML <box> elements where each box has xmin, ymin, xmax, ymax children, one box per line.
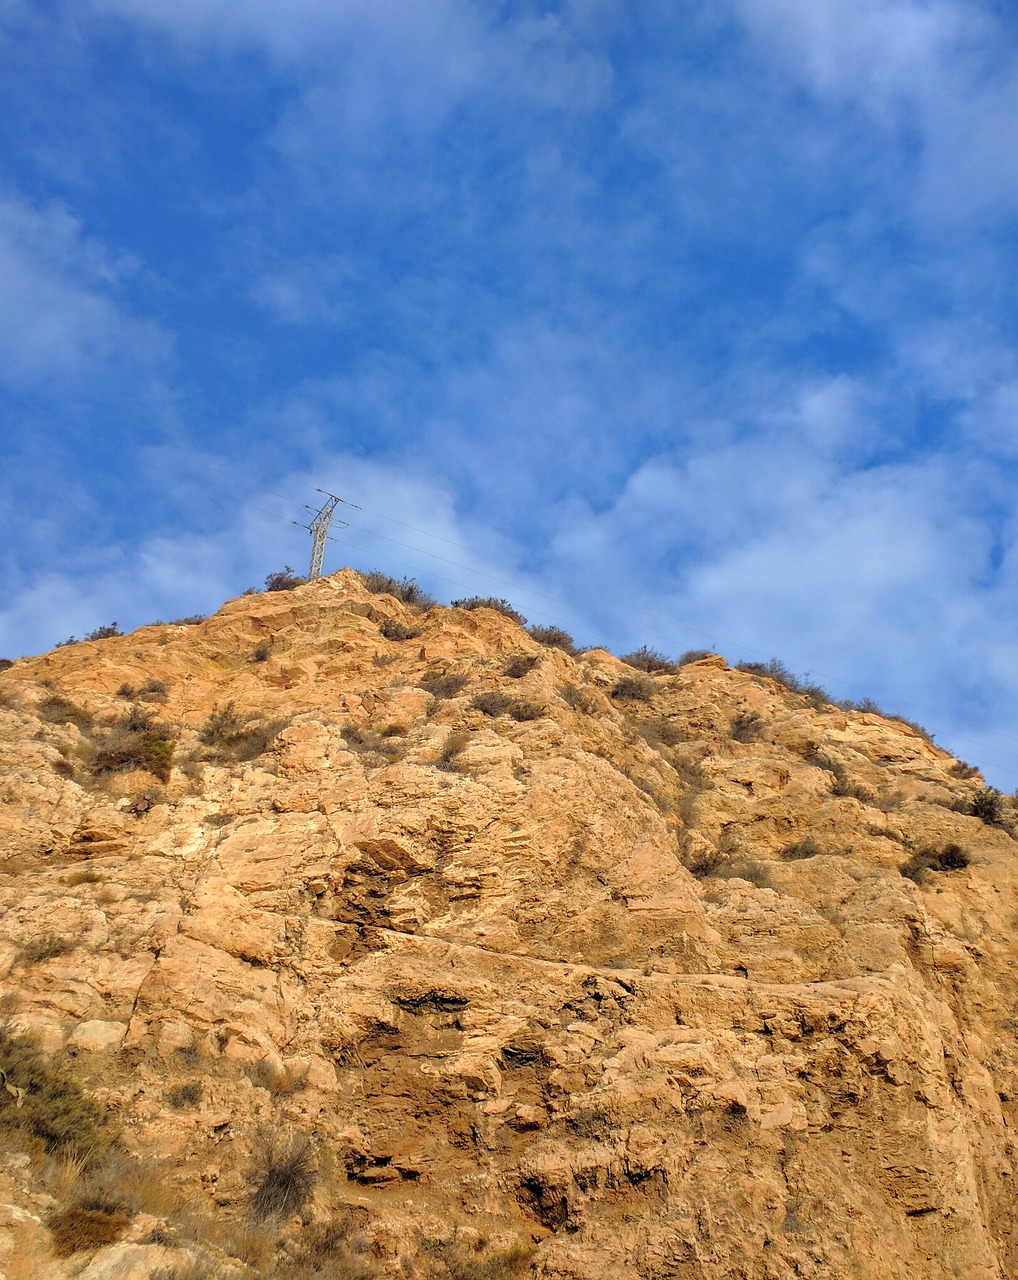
<box><xmin>293</xmin><ymin>491</ymin><xmax>345</xmax><ymax>580</ymax></box>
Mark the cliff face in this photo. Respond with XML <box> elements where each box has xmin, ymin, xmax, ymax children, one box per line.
<box><xmin>1</xmin><ymin>569</ymin><xmax>1017</xmax><ymax>1280</ymax></box>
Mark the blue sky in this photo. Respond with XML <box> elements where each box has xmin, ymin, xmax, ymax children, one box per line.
<box><xmin>2</xmin><ymin>0</ymin><xmax>1018</xmax><ymax>787</ymax></box>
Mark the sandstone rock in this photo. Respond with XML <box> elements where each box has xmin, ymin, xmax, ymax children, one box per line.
<box><xmin>1</xmin><ymin>569</ymin><xmax>1017</xmax><ymax>1279</ymax></box>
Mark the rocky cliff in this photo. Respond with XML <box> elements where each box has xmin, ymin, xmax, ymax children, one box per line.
<box><xmin>1</xmin><ymin>569</ymin><xmax>1016</xmax><ymax>1280</ymax></box>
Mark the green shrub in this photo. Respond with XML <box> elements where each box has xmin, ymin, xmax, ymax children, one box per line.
<box><xmin>611</xmin><ymin>675</ymin><xmax>654</xmax><ymax>703</ymax></box>
<box><xmin>0</xmin><ymin>1024</ymin><xmax>112</xmax><ymax>1160</ymax></box>
<box><xmin>169</xmin><ymin>614</ymin><xmax>207</xmax><ymax>626</ymax></box>
<box><xmin>138</xmin><ymin>678</ymin><xmax>168</xmax><ymax>701</ymax></box>
<box><xmin>450</xmin><ymin>596</ymin><xmax>527</xmax><ymax>627</ymax></box>
<box><xmin>620</xmin><ymin>645</ymin><xmax>677</xmax><ymax>674</ymax></box>
<box><xmin>248</xmin><ymin>1128</ymin><xmax>317</xmax><ymax>1222</ymax></box>
<box><xmin>85</xmin><ymin>713</ymin><xmax>176</xmax><ymax>782</ymax></box>
<box><xmin>360</xmin><ymin>571</ymin><xmax>436</xmax><ymax>610</ymax></box>
<box><xmin>265</xmin><ymin>566</ymin><xmax>305</xmax><ymax>592</ymax></box>
<box><xmin>38</xmin><ymin>694</ymin><xmax>94</xmax><ymax>730</ymax></box>
<box><xmin>900</xmin><ymin>843</ymin><xmax>970</xmax><ymax>884</ymax></box>
<box><xmin>251</xmin><ymin>643</ymin><xmax>271</xmax><ymax>663</ymax></box>
<box><xmin>527</xmin><ymin>624</ymin><xmax>578</xmax><ymax>654</ymax></box>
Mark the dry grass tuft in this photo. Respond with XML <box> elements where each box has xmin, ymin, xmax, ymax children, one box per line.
<box><xmin>248</xmin><ymin>1127</ymin><xmax>317</xmax><ymax>1222</ymax></box>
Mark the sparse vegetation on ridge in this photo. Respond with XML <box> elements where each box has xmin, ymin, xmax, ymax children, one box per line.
<box><xmin>360</xmin><ymin>570</ymin><xmax>437</xmax><ymax>610</ymax></box>
<box><xmin>620</xmin><ymin>645</ymin><xmax>678</xmax><ymax>674</ymax></box>
<box><xmin>265</xmin><ymin>566</ymin><xmax>305</xmax><ymax>592</ymax></box>
<box><xmin>451</xmin><ymin>596</ymin><xmax>528</xmax><ymax>626</ymax></box>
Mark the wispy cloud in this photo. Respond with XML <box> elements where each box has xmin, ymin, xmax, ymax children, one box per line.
<box><xmin>3</xmin><ymin>1</ymin><xmax>1018</xmax><ymax>787</ymax></box>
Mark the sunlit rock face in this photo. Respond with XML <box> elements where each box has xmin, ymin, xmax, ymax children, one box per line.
<box><xmin>1</xmin><ymin>569</ymin><xmax>1016</xmax><ymax>1279</ymax></box>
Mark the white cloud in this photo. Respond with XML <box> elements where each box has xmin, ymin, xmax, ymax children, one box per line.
<box><xmin>0</xmin><ymin>193</ymin><xmax>169</xmax><ymax>389</ymax></box>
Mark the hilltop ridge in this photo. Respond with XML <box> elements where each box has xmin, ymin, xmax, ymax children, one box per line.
<box><xmin>0</xmin><ymin>569</ymin><xmax>1016</xmax><ymax>1280</ymax></box>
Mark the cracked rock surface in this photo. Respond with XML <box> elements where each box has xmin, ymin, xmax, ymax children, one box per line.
<box><xmin>1</xmin><ymin>569</ymin><xmax>1018</xmax><ymax>1278</ymax></box>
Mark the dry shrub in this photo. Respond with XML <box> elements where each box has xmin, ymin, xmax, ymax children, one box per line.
<box><xmin>560</xmin><ymin>684</ymin><xmax>600</xmax><ymax>715</ymax></box>
<box><xmin>450</xmin><ymin>596</ymin><xmax>527</xmax><ymax>627</ymax></box>
<box><xmin>611</xmin><ymin>675</ymin><xmax>654</xmax><ymax>703</ymax></box>
<box><xmin>421</xmin><ymin>671</ymin><xmax>469</xmax><ymax>701</ymax></box>
<box><xmin>199</xmin><ymin>702</ymin><xmax>286</xmax><ymax>763</ymax></box>
<box><xmin>678</xmin><ymin>649</ymin><xmax>713</xmax><ymax>665</ymax></box>
<box><xmin>901</xmin><ymin>843</ymin><xmax>970</xmax><ymax>884</ymax></box>
<box><xmin>151</xmin><ymin>1262</ymin><xmax>224</xmax><ymax>1280</ymax></box>
<box><xmin>806</xmin><ymin>753</ymin><xmax>874</xmax><ymax>803</ymax></box>
<box><xmin>379</xmin><ymin>617</ymin><xmax>421</xmax><ymax>642</ymax></box>
<box><xmin>436</xmin><ymin>730</ymin><xmax>472</xmax><ymax>772</ymax></box>
<box><xmin>46</xmin><ymin>1205</ymin><xmax>130</xmax><ymax>1256</ymax></box>
<box><xmin>432</xmin><ymin>1241</ymin><xmax>534</xmax><ymax>1280</ymax></box>
<box><xmin>719</xmin><ymin>858</ymin><xmax>773</xmax><ymax>887</ymax></box>
<box><xmin>636</xmin><ymin>717</ymin><xmax>685</xmax><ymax>749</ymax></box>
<box><xmin>248</xmin><ymin>1128</ymin><xmax>317</xmax><ymax>1222</ymax></box>
<box><xmin>730</xmin><ymin>712</ymin><xmax>765</xmax><ymax>743</ymax></box>
<box><xmin>472</xmin><ymin>692</ymin><xmax>543</xmax><ymax>721</ymax></box>
<box><xmin>63</xmin><ymin>868</ymin><xmax>106</xmax><ymax>887</ymax></box>
<box><xmin>247</xmin><ymin>1058</ymin><xmax>308</xmax><ymax>1096</ymax></box>
<box><xmin>360</xmin><ymin>571</ymin><xmax>436</xmax><ymax>611</ymax></box>
<box><xmin>503</xmin><ymin>654</ymin><xmax>539</xmax><ymax>679</ymax></box>
<box><xmin>166</xmin><ymin>1081</ymin><xmax>203</xmax><ymax>1110</ymax></box>
<box><xmin>736</xmin><ymin>658</ymin><xmax>831</xmax><ymax>710</ymax></box>
<box><xmin>620</xmin><ymin>645</ymin><xmax>677</xmax><ymax>674</ymax></box>
<box><xmin>38</xmin><ymin>694</ymin><xmax>94</xmax><ymax>730</ymax></box>
<box><xmin>781</xmin><ymin>837</ymin><xmax>823</xmax><ymax>861</ymax></box>
<box><xmin>672</xmin><ymin>757</ymin><xmax>712</xmax><ymax>792</ymax></box>
<box><xmin>970</xmin><ymin>787</ymin><xmax>1014</xmax><ymax>831</ymax></box>
<box><xmin>342</xmin><ymin>723</ymin><xmax>406</xmax><ymax>763</ymax></box>
<box><xmin>278</xmin><ymin>1213</ymin><xmax>379</xmax><ymax>1280</ymax></box>
<box><xmin>16</xmin><ymin>933</ymin><xmax>79</xmax><ymax>966</ymax></box>
<box><xmin>528</xmin><ymin>624</ymin><xmax>578</xmax><ymax>654</ymax></box>
<box><xmin>265</xmin><ymin>566</ymin><xmax>305</xmax><ymax>591</ymax></box>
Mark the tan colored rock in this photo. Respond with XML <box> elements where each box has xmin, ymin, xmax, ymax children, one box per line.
<box><xmin>1</xmin><ymin>568</ymin><xmax>1018</xmax><ymax>1279</ymax></box>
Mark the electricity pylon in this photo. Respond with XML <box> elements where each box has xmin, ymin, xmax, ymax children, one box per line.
<box><xmin>293</xmin><ymin>490</ymin><xmax>346</xmax><ymax>580</ymax></box>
